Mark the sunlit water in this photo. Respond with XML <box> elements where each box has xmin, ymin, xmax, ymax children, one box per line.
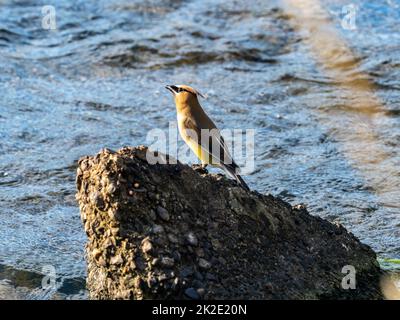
<box><xmin>0</xmin><ymin>0</ymin><xmax>399</xmax><ymax>299</ymax></box>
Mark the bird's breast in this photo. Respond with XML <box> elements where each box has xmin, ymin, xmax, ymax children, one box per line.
<box><xmin>177</xmin><ymin>114</ymin><xmax>189</xmax><ymax>137</ymax></box>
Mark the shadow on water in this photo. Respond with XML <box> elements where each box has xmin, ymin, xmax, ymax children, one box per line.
<box><xmin>0</xmin><ymin>264</ymin><xmax>86</xmax><ymax>300</ymax></box>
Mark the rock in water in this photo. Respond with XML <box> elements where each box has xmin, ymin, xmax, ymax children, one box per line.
<box><xmin>76</xmin><ymin>146</ymin><xmax>383</xmax><ymax>299</ymax></box>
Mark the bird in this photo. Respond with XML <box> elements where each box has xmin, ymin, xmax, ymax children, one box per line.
<box><xmin>165</xmin><ymin>84</ymin><xmax>250</xmax><ymax>191</ymax></box>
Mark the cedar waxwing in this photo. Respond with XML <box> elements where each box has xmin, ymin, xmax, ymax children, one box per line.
<box><xmin>165</xmin><ymin>84</ymin><xmax>250</xmax><ymax>191</ymax></box>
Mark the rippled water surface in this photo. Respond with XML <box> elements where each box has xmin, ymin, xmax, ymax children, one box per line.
<box><xmin>0</xmin><ymin>0</ymin><xmax>399</xmax><ymax>299</ymax></box>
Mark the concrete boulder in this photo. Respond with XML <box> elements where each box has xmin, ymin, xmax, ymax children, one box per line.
<box><xmin>76</xmin><ymin>146</ymin><xmax>383</xmax><ymax>299</ymax></box>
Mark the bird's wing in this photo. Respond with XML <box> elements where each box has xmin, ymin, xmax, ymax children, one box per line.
<box><xmin>183</xmin><ymin>117</ymin><xmax>235</xmax><ymax>167</ymax></box>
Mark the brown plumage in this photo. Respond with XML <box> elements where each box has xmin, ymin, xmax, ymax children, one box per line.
<box><xmin>166</xmin><ymin>84</ymin><xmax>250</xmax><ymax>191</ymax></box>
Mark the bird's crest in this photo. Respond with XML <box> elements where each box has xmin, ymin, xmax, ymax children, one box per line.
<box><xmin>165</xmin><ymin>84</ymin><xmax>207</xmax><ymax>100</ymax></box>
<box><xmin>175</xmin><ymin>85</ymin><xmax>206</xmax><ymax>99</ymax></box>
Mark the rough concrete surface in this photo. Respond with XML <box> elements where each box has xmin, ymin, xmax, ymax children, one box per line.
<box><xmin>76</xmin><ymin>146</ymin><xmax>383</xmax><ymax>299</ymax></box>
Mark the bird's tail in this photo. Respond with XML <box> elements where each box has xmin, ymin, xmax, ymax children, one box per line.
<box><xmin>222</xmin><ymin>164</ymin><xmax>250</xmax><ymax>191</ymax></box>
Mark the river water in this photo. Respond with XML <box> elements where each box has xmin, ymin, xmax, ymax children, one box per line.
<box><xmin>0</xmin><ymin>0</ymin><xmax>399</xmax><ymax>299</ymax></box>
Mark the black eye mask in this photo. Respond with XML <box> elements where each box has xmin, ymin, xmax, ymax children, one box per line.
<box><xmin>170</xmin><ymin>86</ymin><xmax>189</xmax><ymax>93</ymax></box>
<box><xmin>177</xmin><ymin>87</ymin><xmax>192</xmax><ymax>94</ymax></box>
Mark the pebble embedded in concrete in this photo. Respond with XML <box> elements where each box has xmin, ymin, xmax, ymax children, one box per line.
<box><xmin>156</xmin><ymin>206</ymin><xmax>170</xmax><ymax>221</ymax></box>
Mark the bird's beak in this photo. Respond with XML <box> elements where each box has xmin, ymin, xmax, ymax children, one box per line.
<box><xmin>165</xmin><ymin>85</ymin><xmax>178</xmax><ymax>95</ymax></box>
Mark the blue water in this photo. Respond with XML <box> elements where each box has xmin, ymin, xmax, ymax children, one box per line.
<box><xmin>0</xmin><ymin>0</ymin><xmax>399</xmax><ymax>299</ymax></box>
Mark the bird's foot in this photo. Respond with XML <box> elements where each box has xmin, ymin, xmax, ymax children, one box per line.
<box><xmin>192</xmin><ymin>164</ymin><xmax>208</xmax><ymax>174</ymax></box>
